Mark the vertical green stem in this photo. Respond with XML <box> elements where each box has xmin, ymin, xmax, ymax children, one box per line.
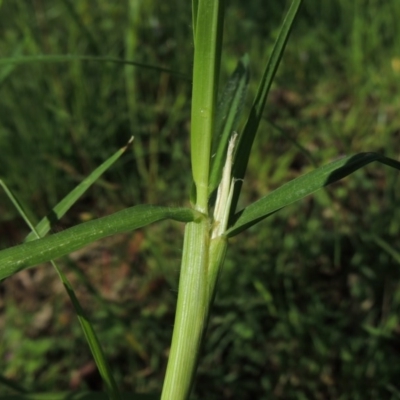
<box><xmin>161</xmin><ymin>218</ymin><xmax>210</xmax><ymax>400</ymax></box>
<box><xmin>162</xmin><ymin>2</ymin><xmax>226</xmax><ymax>398</ymax></box>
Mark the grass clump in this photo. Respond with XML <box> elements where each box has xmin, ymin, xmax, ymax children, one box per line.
<box><xmin>1</xmin><ymin>1</ymin><xmax>400</xmax><ymax>399</ymax></box>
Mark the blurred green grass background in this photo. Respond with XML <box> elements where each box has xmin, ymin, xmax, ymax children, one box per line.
<box><xmin>1</xmin><ymin>0</ymin><xmax>400</xmax><ymax>398</ymax></box>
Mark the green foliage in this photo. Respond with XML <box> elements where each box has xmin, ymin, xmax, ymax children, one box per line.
<box><xmin>0</xmin><ymin>205</ymin><xmax>198</xmax><ymax>281</ymax></box>
<box><xmin>197</xmin><ymin>196</ymin><xmax>400</xmax><ymax>399</ymax></box>
<box><xmin>1</xmin><ymin>0</ymin><xmax>400</xmax><ymax>399</ymax></box>
<box><xmin>0</xmin><ymin>1</ymin><xmax>193</xmax><ymax>214</ymax></box>
<box><xmin>228</xmin><ymin>153</ymin><xmax>400</xmax><ymax>237</ymax></box>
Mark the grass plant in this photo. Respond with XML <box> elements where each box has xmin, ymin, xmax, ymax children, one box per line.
<box><xmin>1</xmin><ymin>0</ymin><xmax>400</xmax><ymax>399</ymax></box>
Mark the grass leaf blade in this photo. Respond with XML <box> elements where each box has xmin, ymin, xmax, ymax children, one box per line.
<box><xmin>0</xmin><ymin>55</ymin><xmax>190</xmax><ymax>81</ymax></box>
<box><xmin>1</xmin><ymin>182</ymin><xmax>121</xmax><ymax>399</ymax></box>
<box><xmin>370</xmin><ymin>235</ymin><xmax>400</xmax><ymax>264</ymax></box>
<box><xmin>231</xmin><ymin>0</ymin><xmax>303</xmax><ymax>211</ymax></box>
<box><xmin>0</xmin><ymin>205</ymin><xmax>200</xmax><ymax>281</ymax></box>
<box><xmin>227</xmin><ymin>153</ymin><xmax>400</xmax><ymax>237</ymax></box>
<box><xmin>63</xmin><ymin>280</ymin><xmax>121</xmax><ymax>400</ymax></box>
<box><xmin>25</xmin><ymin>138</ymin><xmax>133</xmax><ymax>242</ymax></box>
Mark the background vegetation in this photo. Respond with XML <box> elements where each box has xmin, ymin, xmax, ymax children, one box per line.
<box><xmin>1</xmin><ymin>0</ymin><xmax>400</xmax><ymax>398</ymax></box>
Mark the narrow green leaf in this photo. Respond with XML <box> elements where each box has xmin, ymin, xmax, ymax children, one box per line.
<box><xmin>231</xmin><ymin>0</ymin><xmax>303</xmax><ymax>211</ymax></box>
<box><xmin>209</xmin><ymin>54</ymin><xmax>250</xmax><ymax>199</ymax></box>
<box><xmin>0</xmin><ymin>205</ymin><xmax>200</xmax><ymax>281</ymax></box>
<box><xmin>1</xmin><ymin>183</ymin><xmax>121</xmax><ymax>399</ymax></box>
<box><xmin>267</xmin><ymin>119</ymin><xmax>317</xmax><ymax>167</ymax></box>
<box><xmin>227</xmin><ymin>153</ymin><xmax>400</xmax><ymax>237</ymax></box>
<box><xmin>370</xmin><ymin>235</ymin><xmax>400</xmax><ymax>264</ymax></box>
<box><xmin>62</xmin><ymin>281</ymin><xmax>121</xmax><ymax>399</ymax></box>
<box><xmin>25</xmin><ymin>138</ymin><xmax>133</xmax><ymax>242</ymax></box>
<box><xmin>0</xmin><ymin>55</ymin><xmax>190</xmax><ymax>81</ymax></box>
